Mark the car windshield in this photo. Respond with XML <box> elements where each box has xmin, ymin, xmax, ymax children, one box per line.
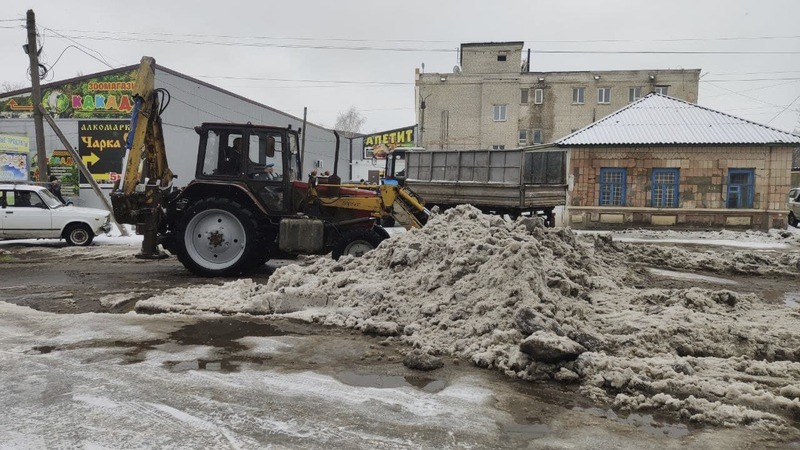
<box><xmin>38</xmin><ymin>189</ymin><xmax>64</xmax><ymax>208</ymax></box>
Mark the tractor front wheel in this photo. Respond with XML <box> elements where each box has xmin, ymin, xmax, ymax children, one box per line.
<box><xmin>332</xmin><ymin>229</ymin><xmax>385</xmax><ymax>260</ymax></box>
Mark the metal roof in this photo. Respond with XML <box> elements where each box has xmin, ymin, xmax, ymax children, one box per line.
<box><xmin>557</xmin><ymin>93</ymin><xmax>800</xmax><ymax>146</ymax></box>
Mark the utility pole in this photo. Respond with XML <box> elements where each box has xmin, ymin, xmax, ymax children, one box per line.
<box><xmin>300</xmin><ymin>106</ymin><xmax>307</xmax><ymax>175</ymax></box>
<box><xmin>26</xmin><ymin>9</ymin><xmax>47</xmax><ymax>183</ymax></box>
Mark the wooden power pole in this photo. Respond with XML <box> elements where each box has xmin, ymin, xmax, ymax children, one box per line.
<box><xmin>26</xmin><ymin>9</ymin><xmax>47</xmax><ymax>183</ymax></box>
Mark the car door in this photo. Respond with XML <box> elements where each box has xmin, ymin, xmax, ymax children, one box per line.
<box><xmin>3</xmin><ymin>189</ymin><xmax>53</xmax><ymax>239</ymax></box>
<box><xmin>0</xmin><ymin>190</ymin><xmax>7</xmax><ymax>238</ymax></box>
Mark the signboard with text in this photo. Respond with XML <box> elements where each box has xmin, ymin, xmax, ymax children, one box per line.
<box><xmin>0</xmin><ymin>134</ymin><xmax>30</xmax><ymax>181</ymax></box>
<box><xmin>48</xmin><ymin>150</ymin><xmax>80</xmax><ymax>196</ymax></box>
<box><xmin>78</xmin><ymin>120</ymin><xmax>130</xmax><ymax>184</ymax></box>
<box><xmin>0</xmin><ymin>69</ymin><xmax>137</xmax><ymax>119</ymax></box>
<box><xmin>363</xmin><ymin>125</ymin><xmax>416</xmax><ymax>160</ymax></box>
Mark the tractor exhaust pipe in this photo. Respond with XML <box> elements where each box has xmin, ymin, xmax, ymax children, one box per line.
<box><xmin>329</xmin><ymin>130</ymin><xmax>341</xmax><ymax>184</ymax></box>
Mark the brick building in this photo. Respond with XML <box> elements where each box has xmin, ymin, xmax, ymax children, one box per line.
<box><xmin>415</xmin><ymin>42</ymin><xmax>700</xmax><ymax>150</ymax></box>
<box><xmin>558</xmin><ymin>94</ymin><xmax>800</xmax><ymax>230</ymax></box>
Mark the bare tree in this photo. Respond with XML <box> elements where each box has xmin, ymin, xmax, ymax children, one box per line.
<box><xmin>335</xmin><ymin>106</ymin><xmax>366</xmax><ymax>138</ymax></box>
<box><xmin>1</xmin><ymin>81</ymin><xmax>26</xmax><ymax>94</ymax></box>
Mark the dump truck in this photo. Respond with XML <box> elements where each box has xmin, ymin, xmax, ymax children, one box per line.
<box><xmin>109</xmin><ymin>57</ymin><xmax>429</xmax><ymax>277</ymax></box>
<box><xmin>386</xmin><ymin>147</ymin><xmax>567</xmax><ymax>225</ymax></box>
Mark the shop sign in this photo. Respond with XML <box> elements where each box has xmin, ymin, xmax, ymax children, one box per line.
<box><xmin>0</xmin><ymin>70</ymin><xmax>137</xmax><ymax>119</ymax></box>
<box><xmin>78</xmin><ymin>120</ymin><xmax>130</xmax><ymax>184</ymax></box>
<box><xmin>0</xmin><ymin>134</ymin><xmax>30</xmax><ymax>181</ymax></box>
<box><xmin>363</xmin><ymin>125</ymin><xmax>416</xmax><ymax>159</ymax></box>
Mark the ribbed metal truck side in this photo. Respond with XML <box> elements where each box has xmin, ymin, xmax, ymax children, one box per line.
<box><xmin>402</xmin><ymin>148</ymin><xmax>567</xmax><ymax>225</ymax></box>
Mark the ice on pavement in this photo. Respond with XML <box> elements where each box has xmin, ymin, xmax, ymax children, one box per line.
<box><xmin>136</xmin><ymin>206</ymin><xmax>800</xmax><ymax>429</ymax></box>
<box><xmin>0</xmin><ymin>301</ymin><xmax>523</xmax><ymax>449</ymax></box>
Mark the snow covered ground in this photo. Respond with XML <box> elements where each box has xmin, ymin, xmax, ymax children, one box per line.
<box><xmin>132</xmin><ymin>208</ymin><xmax>800</xmax><ymax>432</ymax></box>
<box><xmin>2</xmin><ymin>214</ymin><xmax>799</xmax><ymax>446</ymax></box>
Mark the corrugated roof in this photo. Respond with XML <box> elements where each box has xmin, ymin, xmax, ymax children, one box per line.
<box><xmin>557</xmin><ymin>93</ymin><xmax>800</xmax><ymax>146</ymax></box>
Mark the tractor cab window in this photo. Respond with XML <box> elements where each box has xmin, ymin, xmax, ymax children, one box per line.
<box><xmin>247</xmin><ymin>132</ymin><xmax>283</xmax><ymax>182</ymax></box>
<box><xmin>201</xmin><ymin>130</ymin><xmax>244</xmax><ymax>176</ymax></box>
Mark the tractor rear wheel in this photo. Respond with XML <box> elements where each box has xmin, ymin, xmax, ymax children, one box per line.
<box><xmin>332</xmin><ymin>229</ymin><xmax>385</xmax><ymax>260</ymax></box>
<box><xmin>176</xmin><ymin>197</ymin><xmax>258</xmax><ymax>277</ymax></box>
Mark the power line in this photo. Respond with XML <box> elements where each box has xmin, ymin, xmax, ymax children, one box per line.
<box><xmin>197</xmin><ymin>75</ymin><xmax>411</xmax><ymax>86</ymax></box>
<box><xmin>766</xmin><ymin>93</ymin><xmax>800</xmax><ymax>125</ymax></box>
<box><xmin>37</xmin><ymin>31</ymin><xmax>800</xmax><ymax>55</ymax></box>
<box><xmin>701</xmin><ymin>77</ymin><xmax>800</xmax><ymax>82</ymax></box>
<box><xmin>702</xmin><ymin>81</ymin><xmax>788</xmax><ymax>109</ymax></box>
<box><xmin>37</xmin><ymin>27</ymin><xmax>800</xmax><ymax>44</ymax></box>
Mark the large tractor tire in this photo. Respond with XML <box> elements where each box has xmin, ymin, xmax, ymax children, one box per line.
<box><xmin>175</xmin><ymin>197</ymin><xmax>259</xmax><ymax>277</ymax></box>
<box><xmin>332</xmin><ymin>229</ymin><xmax>385</xmax><ymax>260</ymax></box>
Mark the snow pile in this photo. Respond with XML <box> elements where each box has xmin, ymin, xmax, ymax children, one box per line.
<box><xmin>597</xmin><ymin>237</ymin><xmax>800</xmax><ymax>276</ymax></box>
<box><xmin>137</xmin><ymin>205</ymin><xmax>800</xmax><ymax>429</ymax></box>
<box><xmin>610</xmin><ymin>227</ymin><xmax>800</xmax><ymax>246</ymax></box>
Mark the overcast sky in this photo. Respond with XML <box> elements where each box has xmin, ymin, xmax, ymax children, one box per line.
<box><xmin>1</xmin><ymin>0</ymin><xmax>799</xmax><ymax>134</ymax></box>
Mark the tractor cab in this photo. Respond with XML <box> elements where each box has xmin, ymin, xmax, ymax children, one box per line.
<box><xmin>194</xmin><ymin>123</ymin><xmax>301</xmax><ymax>213</ymax></box>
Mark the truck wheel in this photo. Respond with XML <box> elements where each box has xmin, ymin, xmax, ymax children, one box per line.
<box><xmin>64</xmin><ymin>223</ymin><xmax>94</xmax><ymax>246</ymax></box>
<box><xmin>790</xmin><ymin>212</ymin><xmax>799</xmax><ymax>228</ymax></box>
<box><xmin>176</xmin><ymin>198</ymin><xmax>258</xmax><ymax>277</ymax></box>
<box><xmin>332</xmin><ymin>229</ymin><xmax>385</xmax><ymax>260</ymax></box>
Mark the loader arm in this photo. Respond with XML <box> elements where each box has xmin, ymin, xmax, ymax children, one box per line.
<box><xmin>110</xmin><ymin>56</ymin><xmax>174</xmax><ymax>259</ymax></box>
<box><xmin>310</xmin><ymin>181</ymin><xmax>429</xmax><ymax>230</ymax></box>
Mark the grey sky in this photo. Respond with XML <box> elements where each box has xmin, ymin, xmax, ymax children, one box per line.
<box><xmin>1</xmin><ymin>0</ymin><xmax>799</xmax><ymax>133</ymax></box>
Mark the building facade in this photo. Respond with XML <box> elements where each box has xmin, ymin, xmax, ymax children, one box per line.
<box><xmin>416</xmin><ymin>42</ymin><xmax>700</xmax><ymax>150</ymax></box>
<box><xmin>0</xmin><ymin>64</ymin><xmax>348</xmax><ymax>209</ymax></box>
<box><xmin>559</xmin><ymin>94</ymin><xmax>800</xmax><ymax>230</ymax></box>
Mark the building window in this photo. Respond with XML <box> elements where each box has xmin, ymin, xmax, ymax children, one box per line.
<box><xmin>497</xmin><ymin>53</ymin><xmax>507</xmax><ymax>62</ymax></box>
<box><xmin>493</xmin><ymin>104</ymin><xmax>507</xmax><ymax>122</ymax></box>
<box><xmin>629</xmin><ymin>87</ymin><xmax>642</xmax><ymax>102</ymax></box>
<box><xmin>599</xmin><ymin>168</ymin><xmax>626</xmax><ymax>206</ymax></box>
<box><xmin>521</xmin><ymin>88</ymin><xmax>529</xmax><ymax>104</ymax></box>
<box><xmin>727</xmin><ymin>169</ymin><xmax>755</xmax><ymax>208</ymax></box>
<box><xmin>518</xmin><ymin>130</ymin><xmax>528</xmax><ymax>146</ymax></box>
<box><xmin>597</xmin><ymin>87</ymin><xmax>611</xmax><ymax>104</ymax></box>
<box><xmin>651</xmin><ymin>168</ymin><xmax>679</xmax><ymax>208</ymax></box>
<box><xmin>491</xmin><ymin>145</ymin><xmax>505</xmax><ymax>150</ymax></box>
<box><xmin>572</xmin><ymin>87</ymin><xmax>585</xmax><ymax>104</ymax></box>
<box><xmin>534</xmin><ymin>88</ymin><xmax>543</xmax><ymax>104</ymax></box>
<box><xmin>655</xmin><ymin>85</ymin><xmax>669</xmax><ymax>96</ymax></box>
<box><xmin>532</xmin><ymin>129</ymin><xmax>542</xmax><ymax>144</ymax></box>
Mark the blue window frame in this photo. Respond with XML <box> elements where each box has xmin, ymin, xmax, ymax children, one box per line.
<box><xmin>599</xmin><ymin>168</ymin><xmax>626</xmax><ymax>206</ymax></box>
<box><xmin>651</xmin><ymin>168</ymin><xmax>679</xmax><ymax>208</ymax></box>
<box><xmin>727</xmin><ymin>169</ymin><xmax>754</xmax><ymax>208</ymax></box>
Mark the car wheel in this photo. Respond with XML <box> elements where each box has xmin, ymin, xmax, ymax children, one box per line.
<box><xmin>64</xmin><ymin>223</ymin><xmax>94</xmax><ymax>246</ymax></box>
<box><xmin>789</xmin><ymin>212</ymin><xmax>799</xmax><ymax>228</ymax></box>
<box><xmin>332</xmin><ymin>229</ymin><xmax>385</xmax><ymax>260</ymax></box>
<box><xmin>176</xmin><ymin>197</ymin><xmax>259</xmax><ymax>277</ymax></box>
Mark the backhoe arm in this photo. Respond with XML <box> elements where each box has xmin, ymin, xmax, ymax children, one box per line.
<box><xmin>110</xmin><ymin>56</ymin><xmax>173</xmax><ymax>259</ymax></box>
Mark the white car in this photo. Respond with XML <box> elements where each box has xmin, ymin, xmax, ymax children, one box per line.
<box><xmin>789</xmin><ymin>187</ymin><xmax>800</xmax><ymax>228</ymax></box>
<box><xmin>0</xmin><ymin>184</ymin><xmax>111</xmax><ymax>246</ymax></box>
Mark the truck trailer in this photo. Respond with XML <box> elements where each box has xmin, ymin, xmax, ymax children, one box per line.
<box><xmin>388</xmin><ymin>147</ymin><xmax>567</xmax><ymax>225</ymax></box>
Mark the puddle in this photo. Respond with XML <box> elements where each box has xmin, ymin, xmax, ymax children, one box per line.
<box><xmin>647</xmin><ymin>268</ymin><xmax>737</xmax><ymax>285</ymax></box>
<box><xmin>498</xmin><ymin>422</ymin><xmax>551</xmax><ymax>439</ymax></box>
<box><xmin>31</xmin><ymin>345</ymin><xmax>56</xmax><ymax>354</ymax></box>
<box><xmin>576</xmin><ymin>407</ymin><xmax>690</xmax><ymax>438</ymax></box>
<box><xmin>164</xmin><ymin>359</ymin><xmax>240</xmax><ymax>373</ymax></box>
<box><xmin>335</xmin><ymin>371</ymin><xmax>447</xmax><ymax>393</ymax></box>
<box><xmin>168</xmin><ymin>317</ymin><xmax>289</xmax><ymax>352</ymax></box>
<box><xmin>785</xmin><ymin>292</ymin><xmax>800</xmax><ymax>308</ymax></box>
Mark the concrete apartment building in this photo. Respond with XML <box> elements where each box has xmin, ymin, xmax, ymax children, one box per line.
<box><xmin>415</xmin><ymin>41</ymin><xmax>701</xmax><ymax>150</ymax></box>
